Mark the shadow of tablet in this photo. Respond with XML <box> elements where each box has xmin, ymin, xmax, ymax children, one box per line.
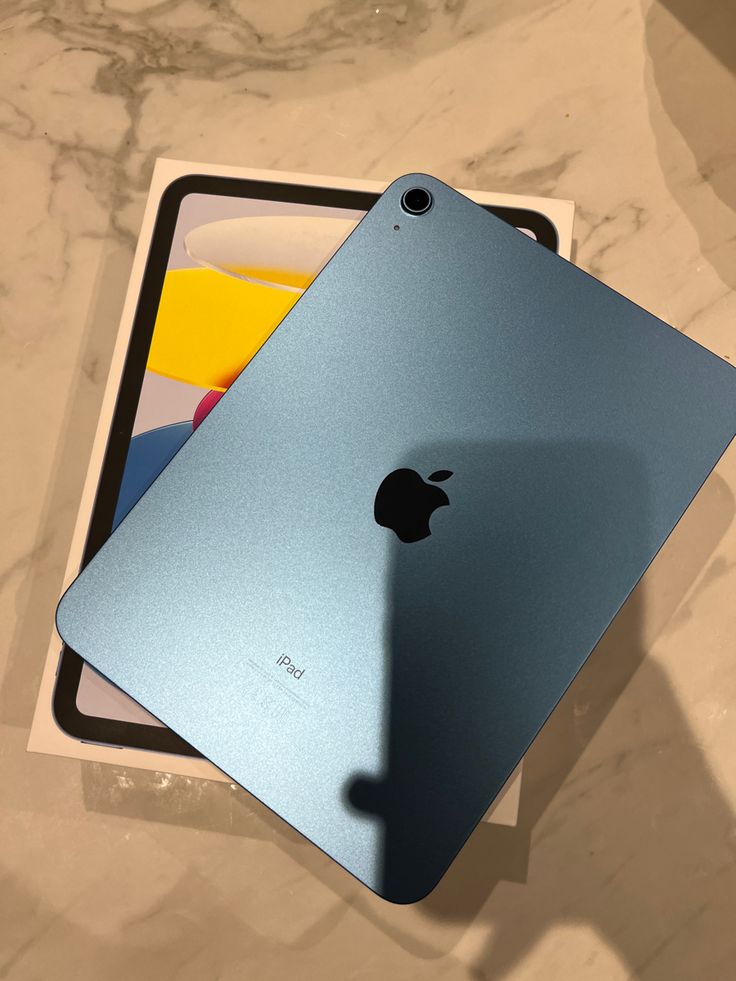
<box><xmin>434</xmin><ymin>472</ymin><xmax>736</xmax><ymax>980</ymax></box>
<box><xmin>344</xmin><ymin>437</ymin><xmax>736</xmax><ymax>979</ymax></box>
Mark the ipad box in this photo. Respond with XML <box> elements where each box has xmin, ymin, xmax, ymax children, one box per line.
<box><xmin>29</xmin><ymin>159</ymin><xmax>575</xmax><ymax>828</ymax></box>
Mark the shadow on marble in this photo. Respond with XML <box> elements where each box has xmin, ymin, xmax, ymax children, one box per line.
<box><xmin>422</xmin><ymin>467</ymin><xmax>736</xmax><ymax>978</ymax></box>
<box><xmin>362</xmin><ymin>463</ymin><xmax>736</xmax><ymax>975</ymax></box>
<box><xmin>0</xmin><ymin>243</ymin><xmax>134</xmax><ymax>730</ymax></box>
<box><xmin>646</xmin><ymin>0</ymin><xmax>736</xmax><ymax>291</ymax></box>
<box><xmin>0</xmin><ymin>856</ymin><xmax>368</xmax><ymax>980</ymax></box>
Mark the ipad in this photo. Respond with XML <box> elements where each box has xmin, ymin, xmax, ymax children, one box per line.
<box><xmin>58</xmin><ymin>174</ymin><xmax>736</xmax><ymax>902</ymax></box>
<box><xmin>53</xmin><ymin>174</ymin><xmax>561</xmax><ymax>756</ymax></box>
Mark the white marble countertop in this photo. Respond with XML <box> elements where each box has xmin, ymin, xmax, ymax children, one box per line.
<box><xmin>2</xmin><ymin>1</ymin><xmax>736</xmax><ymax>978</ymax></box>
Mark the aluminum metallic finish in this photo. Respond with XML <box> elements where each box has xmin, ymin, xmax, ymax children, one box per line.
<box><xmin>57</xmin><ymin>174</ymin><xmax>736</xmax><ymax>903</ymax></box>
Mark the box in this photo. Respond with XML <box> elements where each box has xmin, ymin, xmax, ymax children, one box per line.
<box><xmin>29</xmin><ymin>159</ymin><xmax>575</xmax><ymax>828</ymax></box>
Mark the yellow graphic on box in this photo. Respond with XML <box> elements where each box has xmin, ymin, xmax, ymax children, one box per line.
<box><xmin>148</xmin><ymin>266</ymin><xmax>308</xmax><ymax>391</ymax></box>
<box><xmin>226</xmin><ymin>265</ymin><xmax>313</xmax><ymax>291</ymax></box>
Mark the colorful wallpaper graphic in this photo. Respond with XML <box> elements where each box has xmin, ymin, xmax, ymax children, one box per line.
<box><xmin>113</xmin><ymin>206</ymin><xmax>360</xmax><ymax>532</ymax></box>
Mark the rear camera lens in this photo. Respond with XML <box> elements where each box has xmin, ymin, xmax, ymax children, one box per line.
<box><xmin>400</xmin><ymin>187</ymin><xmax>433</xmax><ymax>216</ymax></box>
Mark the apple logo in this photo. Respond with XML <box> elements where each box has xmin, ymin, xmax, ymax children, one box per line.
<box><xmin>373</xmin><ymin>469</ymin><xmax>453</xmax><ymax>543</ymax></box>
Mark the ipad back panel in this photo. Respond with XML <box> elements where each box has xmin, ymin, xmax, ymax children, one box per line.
<box><xmin>57</xmin><ymin>174</ymin><xmax>736</xmax><ymax>902</ymax></box>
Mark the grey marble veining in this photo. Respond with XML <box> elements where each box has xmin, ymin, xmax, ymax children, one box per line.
<box><xmin>1</xmin><ymin>0</ymin><xmax>736</xmax><ymax>978</ymax></box>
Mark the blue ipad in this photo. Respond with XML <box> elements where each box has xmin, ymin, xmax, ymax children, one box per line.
<box><xmin>53</xmin><ymin>173</ymin><xmax>558</xmax><ymax>756</ymax></box>
<box><xmin>57</xmin><ymin>174</ymin><xmax>736</xmax><ymax>902</ymax></box>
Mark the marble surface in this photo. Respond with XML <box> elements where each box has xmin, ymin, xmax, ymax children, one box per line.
<box><xmin>2</xmin><ymin>0</ymin><xmax>736</xmax><ymax>977</ymax></box>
